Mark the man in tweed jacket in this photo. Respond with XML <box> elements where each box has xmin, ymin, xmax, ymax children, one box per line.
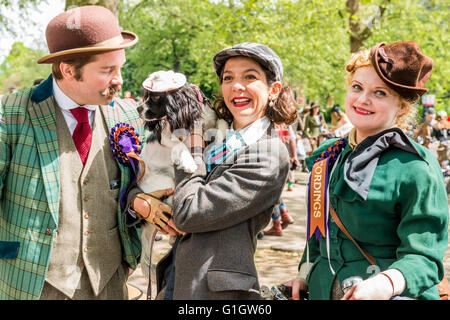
<box><xmin>0</xmin><ymin>6</ymin><xmax>147</xmax><ymax>299</ymax></box>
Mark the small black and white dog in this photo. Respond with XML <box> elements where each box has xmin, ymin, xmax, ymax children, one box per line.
<box><xmin>136</xmin><ymin>71</ymin><xmax>228</xmax><ymax>278</ymax></box>
<box><xmin>137</xmin><ymin>71</ymin><xmax>228</xmax><ymax>196</ymax></box>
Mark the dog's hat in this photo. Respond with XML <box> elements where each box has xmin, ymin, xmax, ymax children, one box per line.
<box><xmin>142</xmin><ymin>70</ymin><xmax>187</xmax><ymax>93</ymax></box>
<box><xmin>38</xmin><ymin>5</ymin><xmax>138</xmax><ymax>64</ymax></box>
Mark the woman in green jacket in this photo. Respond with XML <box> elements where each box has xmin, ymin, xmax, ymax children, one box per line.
<box><xmin>285</xmin><ymin>41</ymin><xmax>448</xmax><ymax>300</ymax></box>
<box><xmin>303</xmin><ymin>102</ymin><xmax>327</xmax><ymax>154</ymax></box>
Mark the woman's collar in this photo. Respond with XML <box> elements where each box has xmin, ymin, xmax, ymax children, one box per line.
<box><xmin>230</xmin><ymin>116</ymin><xmax>271</xmax><ymax>146</ymax></box>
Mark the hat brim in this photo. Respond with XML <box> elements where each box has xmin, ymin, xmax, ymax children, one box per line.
<box><xmin>371</xmin><ymin>42</ymin><xmax>427</xmax><ymax>100</ymax></box>
<box><xmin>37</xmin><ymin>30</ymin><xmax>138</xmax><ymax>64</ymax></box>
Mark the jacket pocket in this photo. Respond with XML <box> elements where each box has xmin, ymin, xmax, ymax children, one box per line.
<box><xmin>0</xmin><ymin>241</ymin><xmax>20</xmax><ymax>259</ymax></box>
<box><xmin>207</xmin><ymin>269</ymin><xmax>257</xmax><ymax>292</ymax></box>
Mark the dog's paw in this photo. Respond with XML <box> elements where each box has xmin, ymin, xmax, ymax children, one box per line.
<box><xmin>171</xmin><ymin>143</ymin><xmax>198</xmax><ymax>173</ymax></box>
<box><xmin>178</xmin><ymin>150</ymin><xmax>198</xmax><ymax>173</ymax></box>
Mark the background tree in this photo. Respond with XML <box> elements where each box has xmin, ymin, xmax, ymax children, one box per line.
<box><xmin>0</xmin><ymin>41</ymin><xmax>50</xmax><ymax>92</ymax></box>
<box><xmin>0</xmin><ymin>0</ymin><xmax>448</xmax><ymax>115</ymax></box>
<box><xmin>65</xmin><ymin>0</ymin><xmax>119</xmax><ymax>16</ymax></box>
<box><xmin>121</xmin><ymin>0</ymin><xmax>448</xmax><ymax>113</ymax></box>
<box><xmin>0</xmin><ymin>0</ymin><xmax>45</xmax><ymax>35</ymax></box>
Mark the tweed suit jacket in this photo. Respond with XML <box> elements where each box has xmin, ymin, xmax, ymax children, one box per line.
<box><xmin>156</xmin><ymin>124</ymin><xmax>290</xmax><ymax>299</ymax></box>
<box><xmin>0</xmin><ymin>75</ymin><xmax>144</xmax><ymax>299</ymax></box>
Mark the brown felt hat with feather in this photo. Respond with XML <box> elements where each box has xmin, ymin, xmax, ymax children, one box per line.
<box><xmin>370</xmin><ymin>41</ymin><xmax>433</xmax><ymax>102</ymax></box>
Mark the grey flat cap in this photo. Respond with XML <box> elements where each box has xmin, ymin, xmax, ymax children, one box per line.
<box><xmin>213</xmin><ymin>42</ymin><xmax>283</xmax><ymax>81</ymax></box>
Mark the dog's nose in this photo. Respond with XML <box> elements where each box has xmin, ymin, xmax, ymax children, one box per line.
<box><xmin>137</xmin><ymin>105</ymin><xmax>143</xmax><ymax>114</ymax></box>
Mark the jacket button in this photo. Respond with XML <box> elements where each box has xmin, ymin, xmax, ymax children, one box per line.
<box><xmin>83</xmin><ymin>178</ymin><xmax>89</xmax><ymax>185</ymax></box>
<box><xmin>45</xmin><ymin>228</ymin><xmax>52</xmax><ymax>235</ymax></box>
<box><xmin>83</xmin><ymin>247</ymin><xmax>88</xmax><ymax>252</ymax></box>
<box><xmin>84</xmin><ymin>212</ymin><xmax>89</xmax><ymax>219</ymax></box>
<box><xmin>83</xmin><ymin>195</ymin><xmax>89</xmax><ymax>202</ymax></box>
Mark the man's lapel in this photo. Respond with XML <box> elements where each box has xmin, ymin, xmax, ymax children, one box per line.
<box><xmin>99</xmin><ymin>101</ymin><xmax>131</xmax><ymax>190</ymax></box>
<box><xmin>29</xmin><ymin>75</ymin><xmax>60</xmax><ymax>225</ymax></box>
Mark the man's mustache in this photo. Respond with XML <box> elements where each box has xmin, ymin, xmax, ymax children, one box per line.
<box><xmin>100</xmin><ymin>85</ymin><xmax>121</xmax><ymax>97</ymax></box>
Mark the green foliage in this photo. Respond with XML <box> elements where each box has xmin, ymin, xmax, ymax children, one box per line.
<box><xmin>0</xmin><ymin>0</ymin><xmax>46</xmax><ymax>34</ymax></box>
<box><xmin>2</xmin><ymin>0</ymin><xmax>446</xmax><ymax>113</ymax></box>
<box><xmin>0</xmin><ymin>42</ymin><xmax>51</xmax><ymax>93</ymax></box>
<box><xmin>120</xmin><ymin>0</ymin><xmax>448</xmax><ymax>113</ymax></box>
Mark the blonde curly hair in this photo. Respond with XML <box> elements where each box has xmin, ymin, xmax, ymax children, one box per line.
<box><xmin>345</xmin><ymin>50</ymin><xmax>416</xmax><ymax>131</ymax></box>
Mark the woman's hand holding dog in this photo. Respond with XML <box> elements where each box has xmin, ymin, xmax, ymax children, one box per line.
<box><xmin>132</xmin><ymin>188</ymin><xmax>185</xmax><ymax>236</ymax></box>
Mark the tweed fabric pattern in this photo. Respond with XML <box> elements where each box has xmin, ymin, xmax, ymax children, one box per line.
<box><xmin>213</xmin><ymin>42</ymin><xmax>283</xmax><ymax>81</ymax></box>
<box><xmin>0</xmin><ymin>76</ymin><xmax>145</xmax><ymax>299</ymax></box>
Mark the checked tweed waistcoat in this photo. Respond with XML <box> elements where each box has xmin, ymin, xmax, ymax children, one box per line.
<box><xmin>45</xmin><ymin>107</ymin><xmax>121</xmax><ymax>298</ymax></box>
<box><xmin>0</xmin><ymin>75</ymin><xmax>144</xmax><ymax>299</ymax></box>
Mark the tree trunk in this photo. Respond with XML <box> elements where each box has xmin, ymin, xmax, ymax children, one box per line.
<box><xmin>346</xmin><ymin>0</ymin><xmax>391</xmax><ymax>53</ymax></box>
<box><xmin>346</xmin><ymin>0</ymin><xmax>363</xmax><ymax>53</ymax></box>
<box><xmin>65</xmin><ymin>0</ymin><xmax>120</xmax><ymax>17</ymax></box>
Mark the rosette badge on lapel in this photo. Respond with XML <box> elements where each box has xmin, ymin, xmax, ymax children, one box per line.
<box><xmin>109</xmin><ymin>123</ymin><xmax>144</xmax><ymax>210</ymax></box>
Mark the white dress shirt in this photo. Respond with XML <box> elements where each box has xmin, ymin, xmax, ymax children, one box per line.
<box><xmin>52</xmin><ymin>78</ymin><xmax>96</xmax><ymax>136</ymax></box>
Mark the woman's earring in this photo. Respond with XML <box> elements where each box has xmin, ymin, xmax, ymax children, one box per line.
<box><xmin>269</xmin><ymin>99</ymin><xmax>274</xmax><ymax>107</ymax></box>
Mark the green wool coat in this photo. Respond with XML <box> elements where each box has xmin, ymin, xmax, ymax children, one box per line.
<box><xmin>0</xmin><ymin>75</ymin><xmax>144</xmax><ymax>299</ymax></box>
<box><xmin>299</xmin><ymin>136</ymin><xmax>449</xmax><ymax>300</ymax></box>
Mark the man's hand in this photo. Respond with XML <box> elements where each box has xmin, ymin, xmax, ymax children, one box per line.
<box><xmin>290</xmin><ymin>156</ymin><xmax>300</xmax><ymax>170</ymax></box>
<box><xmin>131</xmin><ymin>188</ymin><xmax>185</xmax><ymax>236</ymax></box>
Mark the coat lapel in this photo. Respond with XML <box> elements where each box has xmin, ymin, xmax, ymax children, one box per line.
<box><xmin>99</xmin><ymin>102</ymin><xmax>132</xmax><ymax>191</ymax></box>
<box><xmin>29</xmin><ymin>75</ymin><xmax>60</xmax><ymax>225</ymax></box>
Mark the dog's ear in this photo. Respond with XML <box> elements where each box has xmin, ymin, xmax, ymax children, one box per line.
<box><xmin>165</xmin><ymin>85</ymin><xmax>203</xmax><ymax>132</ymax></box>
<box><xmin>143</xmin><ymin>120</ymin><xmax>163</xmax><ymax>144</ymax></box>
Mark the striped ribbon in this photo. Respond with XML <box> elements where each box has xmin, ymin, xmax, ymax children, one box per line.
<box><xmin>205</xmin><ymin>130</ymin><xmax>246</xmax><ymax>172</ymax></box>
<box><xmin>307</xmin><ymin>138</ymin><xmax>347</xmax><ymax>241</ymax></box>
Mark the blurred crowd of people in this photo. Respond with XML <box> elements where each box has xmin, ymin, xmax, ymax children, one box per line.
<box><xmin>413</xmin><ymin>108</ymin><xmax>450</xmax><ymax>167</ymax></box>
<box><xmin>283</xmin><ymin>100</ymin><xmax>355</xmax><ymax>173</ymax></box>
<box><xmin>412</xmin><ymin>108</ymin><xmax>450</xmax><ymax>193</ymax></box>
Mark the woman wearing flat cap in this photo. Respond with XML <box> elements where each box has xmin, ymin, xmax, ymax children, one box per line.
<box><xmin>284</xmin><ymin>41</ymin><xmax>448</xmax><ymax>300</ymax></box>
<box><xmin>154</xmin><ymin>42</ymin><xmax>298</xmax><ymax>299</ymax></box>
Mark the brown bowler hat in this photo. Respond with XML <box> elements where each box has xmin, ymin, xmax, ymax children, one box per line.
<box><xmin>370</xmin><ymin>41</ymin><xmax>433</xmax><ymax>102</ymax></box>
<box><xmin>38</xmin><ymin>5</ymin><xmax>138</xmax><ymax>64</ymax></box>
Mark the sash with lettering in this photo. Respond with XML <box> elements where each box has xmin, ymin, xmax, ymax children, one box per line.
<box><xmin>307</xmin><ymin>138</ymin><xmax>347</xmax><ymax>241</ymax></box>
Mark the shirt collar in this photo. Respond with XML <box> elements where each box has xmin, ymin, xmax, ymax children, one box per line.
<box><xmin>52</xmin><ymin>78</ymin><xmax>97</xmax><ymax>111</ymax></box>
<box><xmin>230</xmin><ymin>116</ymin><xmax>271</xmax><ymax>146</ymax></box>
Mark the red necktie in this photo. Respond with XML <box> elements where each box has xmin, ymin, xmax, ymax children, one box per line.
<box><xmin>70</xmin><ymin>107</ymin><xmax>92</xmax><ymax>165</ymax></box>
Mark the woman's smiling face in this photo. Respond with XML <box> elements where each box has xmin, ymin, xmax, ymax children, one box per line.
<box><xmin>345</xmin><ymin>65</ymin><xmax>404</xmax><ymax>143</ymax></box>
<box><xmin>221</xmin><ymin>56</ymin><xmax>278</xmax><ymax>130</ymax></box>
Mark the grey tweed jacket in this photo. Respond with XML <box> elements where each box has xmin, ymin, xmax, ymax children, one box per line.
<box><xmin>156</xmin><ymin>124</ymin><xmax>289</xmax><ymax>299</ymax></box>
